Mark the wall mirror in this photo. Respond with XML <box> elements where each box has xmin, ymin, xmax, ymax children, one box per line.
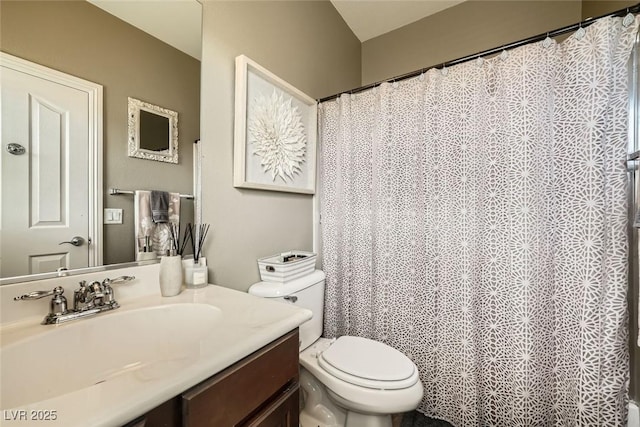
<box><xmin>128</xmin><ymin>97</ymin><xmax>179</xmax><ymax>164</ymax></box>
<box><xmin>0</xmin><ymin>0</ymin><xmax>201</xmax><ymax>283</ymax></box>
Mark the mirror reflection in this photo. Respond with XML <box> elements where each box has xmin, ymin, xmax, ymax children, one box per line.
<box><xmin>128</xmin><ymin>97</ymin><xmax>179</xmax><ymax>164</ymax></box>
<box><xmin>140</xmin><ymin>111</ymin><xmax>170</xmax><ymax>152</ymax></box>
<box><xmin>0</xmin><ymin>0</ymin><xmax>201</xmax><ymax>281</ymax></box>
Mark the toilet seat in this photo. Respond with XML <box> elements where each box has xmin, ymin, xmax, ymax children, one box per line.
<box><xmin>317</xmin><ymin>336</ymin><xmax>419</xmax><ymax>390</ymax></box>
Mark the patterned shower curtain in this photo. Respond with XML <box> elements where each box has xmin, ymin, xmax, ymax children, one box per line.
<box><xmin>319</xmin><ymin>16</ymin><xmax>639</xmax><ymax>426</ymax></box>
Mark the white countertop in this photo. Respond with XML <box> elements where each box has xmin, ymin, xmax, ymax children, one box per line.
<box><xmin>0</xmin><ymin>266</ymin><xmax>311</xmax><ymax>427</ymax></box>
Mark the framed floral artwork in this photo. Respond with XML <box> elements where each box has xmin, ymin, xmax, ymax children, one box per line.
<box><xmin>233</xmin><ymin>55</ymin><xmax>317</xmax><ymax>194</ymax></box>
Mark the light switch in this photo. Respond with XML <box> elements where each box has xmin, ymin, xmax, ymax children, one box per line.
<box><xmin>104</xmin><ymin>208</ymin><xmax>123</xmax><ymax>224</ymax></box>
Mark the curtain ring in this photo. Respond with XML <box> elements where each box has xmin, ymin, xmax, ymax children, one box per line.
<box><xmin>623</xmin><ymin>8</ymin><xmax>634</xmax><ymax>27</ymax></box>
<box><xmin>575</xmin><ymin>23</ymin><xmax>586</xmax><ymax>40</ymax></box>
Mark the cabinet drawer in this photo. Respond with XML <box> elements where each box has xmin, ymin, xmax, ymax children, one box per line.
<box><xmin>123</xmin><ymin>397</ymin><xmax>181</xmax><ymax>427</ymax></box>
<box><xmin>182</xmin><ymin>329</ymin><xmax>299</xmax><ymax>427</ymax></box>
<box><xmin>243</xmin><ymin>383</ymin><xmax>299</xmax><ymax>427</ymax></box>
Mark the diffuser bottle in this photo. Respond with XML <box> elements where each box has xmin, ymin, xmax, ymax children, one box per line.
<box><xmin>185</xmin><ymin>257</ymin><xmax>207</xmax><ymax>289</ymax></box>
<box><xmin>186</xmin><ymin>223</ymin><xmax>210</xmax><ymax>289</ymax></box>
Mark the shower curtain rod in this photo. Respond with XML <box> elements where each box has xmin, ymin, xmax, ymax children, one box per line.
<box><xmin>318</xmin><ymin>3</ymin><xmax>640</xmax><ymax>103</ymax></box>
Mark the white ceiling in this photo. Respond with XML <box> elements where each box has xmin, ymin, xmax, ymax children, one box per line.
<box><xmin>88</xmin><ymin>0</ymin><xmax>467</xmax><ymax>60</ymax></box>
<box><xmin>330</xmin><ymin>0</ymin><xmax>466</xmax><ymax>42</ymax></box>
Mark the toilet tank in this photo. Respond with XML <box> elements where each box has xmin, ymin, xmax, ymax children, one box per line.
<box><xmin>249</xmin><ymin>270</ymin><xmax>325</xmax><ymax>351</ymax></box>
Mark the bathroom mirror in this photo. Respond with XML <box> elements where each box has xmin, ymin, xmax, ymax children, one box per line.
<box><xmin>0</xmin><ymin>0</ymin><xmax>201</xmax><ymax>282</ymax></box>
<box><xmin>128</xmin><ymin>97</ymin><xmax>179</xmax><ymax>164</ymax></box>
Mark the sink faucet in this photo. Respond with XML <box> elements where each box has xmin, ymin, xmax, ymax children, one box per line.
<box><xmin>74</xmin><ymin>280</ymin><xmax>104</xmax><ymax>311</ymax></box>
<box><xmin>14</xmin><ymin>275</ymin><xmax>135</xmax><ymax>325</ymax></box>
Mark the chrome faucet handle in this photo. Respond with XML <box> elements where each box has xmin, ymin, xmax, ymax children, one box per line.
<box><xmin>102</xmin><ymin>275</ymin><xmax>135</xmax><ymax>285</ymax></box>
<box><xmin>101</xmin><ymin>276</ymin><xmax>134</xmax><ymax>305</ymax></box>
<box><xmin>14</xmin><ymin>286</ymin><xmax>64</xmax><ymax>301</ymax></box>
<box><xmin>48</xmin><ymin>287</ymin><xmax>68</xmax><ymax>316</ymax></box>
<box><xmin>14</xmin><ymin>287</ymin><xmax>68</xmax><ymax>320</ymax></box>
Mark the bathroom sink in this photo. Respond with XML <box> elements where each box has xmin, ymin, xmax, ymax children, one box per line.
<box><xmin>0</xmin><ymin>303</ymin><xmax>222</xmax><ymax>410</ymax></box>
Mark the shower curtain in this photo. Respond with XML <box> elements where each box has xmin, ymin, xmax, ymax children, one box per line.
<box><xmin>319</xmin><ymin>16</ymin><xmax>639</xmax><ymax>426</ymax></box>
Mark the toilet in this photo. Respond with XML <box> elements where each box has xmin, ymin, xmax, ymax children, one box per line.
<box><xmin>249</xmin><ymin>270</ymin><xmax>424</xmax><ymax>427</ymax></box>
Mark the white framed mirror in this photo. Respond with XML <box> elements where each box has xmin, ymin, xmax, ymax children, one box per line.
<box><xmin>128</xmin><ymin>97</ymin><xmax>179</xmax><ymax>164</ymax></box>
<box><xmin>1</xmin><ymin>0</ymin><xmax>200</xmax><ymax>283</ymax></box>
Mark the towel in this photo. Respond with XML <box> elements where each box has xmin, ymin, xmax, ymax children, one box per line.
<box><xmin>134</xmin><ymin>190</ymin><xmax>181</xmax><ymax>259</ymax></box>
<box><xmin>151</xmin><ymin>190</ymin><xmax>170</xmax><ymax>223</ymax></box>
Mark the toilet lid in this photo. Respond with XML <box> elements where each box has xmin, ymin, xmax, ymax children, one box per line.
<box><xmin>318</xmin><ymin>336</ymin><xmax>418</xmax><ymax>390</ymax></box>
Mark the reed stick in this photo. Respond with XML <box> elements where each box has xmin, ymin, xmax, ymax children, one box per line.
<box><xmin>189</xmin><ymin>223</ymin><xmax>210</xmax><ymax>264</ymax></box>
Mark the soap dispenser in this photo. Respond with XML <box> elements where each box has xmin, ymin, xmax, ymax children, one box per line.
<box><xmin>159</xmin><ymin>246</ymin><xmax>182</xmax><ymax>297</ymax></box>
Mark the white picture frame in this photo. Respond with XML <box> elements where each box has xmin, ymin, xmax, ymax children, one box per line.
<box><xmin>233</xmin><ymin>55</ymin><xmax>317</xmax><ymax>194</ymax></box>
<box><xmin>127</xmin><ymin>97</ymin><xmax>179</xmax><ymax>164</ymax></box>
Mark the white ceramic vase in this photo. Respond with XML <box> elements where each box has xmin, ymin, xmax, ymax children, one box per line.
<box><xmin>159</xmin><ymin>255</ymin><xmax>182</xmax><ymax>297</ymax></box>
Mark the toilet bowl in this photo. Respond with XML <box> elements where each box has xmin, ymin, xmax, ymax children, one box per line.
<box><xmin>249</xmin><ymin>270</ymin><xmax>424</xmax><ymax>427</ymax></box>
<box><xmin>300</xmin><ymin>337</ymin><xmax>423</xmax><ymax>427</ymax></box>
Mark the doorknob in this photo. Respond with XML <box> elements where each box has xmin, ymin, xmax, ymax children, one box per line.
<box><xmin>6</xmin><ymin>143</ymin><xmax>26</xmax><ymax>155</ymax></box>
<box><xmin>59</xmin><ymin>236</ymin><xmax>85</xmax><ymax>247</ymax></box>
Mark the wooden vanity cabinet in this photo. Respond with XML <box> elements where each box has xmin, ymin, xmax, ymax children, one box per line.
<box><xmin>182</xmin><ymin>329</ymin><xmax>299</xmax><ymax>427</ymax></box>
<box><xmin>126</xmin><ymin>329</ymin><xmax>300</xmax><ymax>427</ymax></box>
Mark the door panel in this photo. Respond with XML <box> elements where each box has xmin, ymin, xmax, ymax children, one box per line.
<box><xmin>31</xmin><ymin>96</ymin><xmax>67</xmax><ymax>226</ymax></box>
<box><xmin>30</xmin><ymin>253</ymin><xmax>68</xmax><ymax>274</ymax></box>
<box><xmin>1</xmin><ymin>66</ymin><xmax>89</xmax><ymax>277</ymax></box>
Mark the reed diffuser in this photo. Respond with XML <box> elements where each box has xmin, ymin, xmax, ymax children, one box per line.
<box><xmin>185</xmin><ymin>223</ymin><xmax>210</xmax><ymax>288</ymax></box>
<box><xmin>169</xmin><ymin>223</ymin><xmax>191</xmax><ymax>257</ymax></box>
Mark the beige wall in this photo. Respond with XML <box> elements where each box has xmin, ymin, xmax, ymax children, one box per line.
<box><xmin>0</xmin><ymin>1</ymin><xmax>200</xmax><ymax>265</ymax></box>
<box><xmin>582</xmin><ymin>0</ymin><xmax>637</xmax><ymax>19</ymax></box>
<box><xmin>362</xmin><ymin>1</ymin><xmax>581</xmax><ymax>85</ymax></box>
<box><xmin>200</xmin><ymin>0</ymin><xmax>360</xmax><ymax>291</ymax></box>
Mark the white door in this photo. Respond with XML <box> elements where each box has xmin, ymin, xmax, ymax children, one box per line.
<box><xmin>1</xmin><ymin>55</ymin><xmax>102</xmax><ymax>278</ymax></box>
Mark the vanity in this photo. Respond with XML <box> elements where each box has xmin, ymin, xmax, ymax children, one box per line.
<box><xmin>130</xmin><ymin>329</ymin><xmax>299</xmax><ymax>427</ymax></box>
<box><xmin>0</xmin><ymin>264</ymin><xmax>311</xmax><ymax>426</ymax></box>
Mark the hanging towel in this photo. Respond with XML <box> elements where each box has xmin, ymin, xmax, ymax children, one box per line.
<box><xmin>151</xmin><ymin>190</ymin><xmax>170</xmax><ymax>223</ymax></box>
<box><xmin>134</xmin><ymin>190</ymin><xmax>181</xmax><ymax>258</ymax></box>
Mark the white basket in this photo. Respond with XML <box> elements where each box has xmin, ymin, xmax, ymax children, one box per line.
<box><xmin>258</xmin><ymin>251</ymin><xmax>317</xmax><ymax>283</ymax></box>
